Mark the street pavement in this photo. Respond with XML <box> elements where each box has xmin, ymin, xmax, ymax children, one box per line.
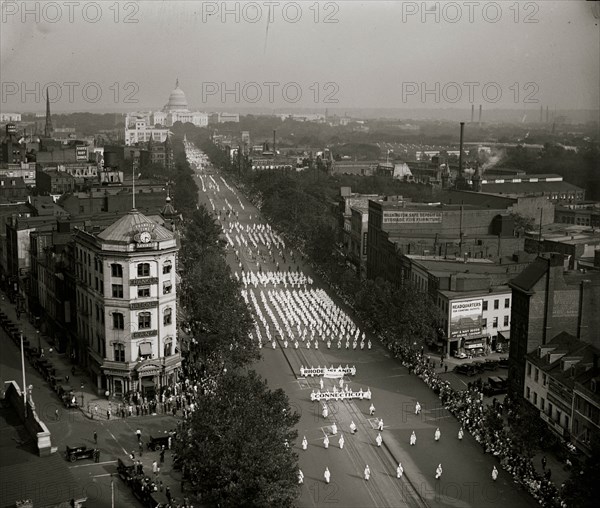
<box><xmin>0</xmin><ymin>295</ymin><xmax>183</xmax><ymax>508</ymax></box>
<box><xmin>189</xmin><ymin>151</ymin><xmax>538</xmax><ymax>508</ymax></box>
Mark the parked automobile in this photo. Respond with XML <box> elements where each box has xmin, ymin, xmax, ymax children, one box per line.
<box><xmin>453</xmin><ymin>351</ymin><xmax>467</xmax><ymax>359</ymax></box>
<box><xmin>471</xmin><ymin>361</ymin><xmax>486</xmax><ymax>373</ymax></box>
<box><xmin>65</xmin><ymin>445</ymin><xmax>95</xmax><ymax>462</ymax></box>
<box><xmin>498</xmin><ymin>357</ymin><xmax>509</xmax><ymax>369</ymax></box>
<box><xmin>147</xmin><ymin>431</ymin><xmax>176</xmax><ymax>451</ymax></box>
<box><xmin>483</xmin><ymin>376</ymin><xmax>508</xmax><ymax>396</ymax></box>
<box><xmin>453</xmin><ymin>364</ymin><xmax>479</xmax><ymax>376</ymax></box>
<box><xmin>483</xmin><ymin>360</ymin><xmax>499</xmax><ymax>371</ymax></box>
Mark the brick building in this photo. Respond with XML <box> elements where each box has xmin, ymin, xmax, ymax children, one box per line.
<box><xmin>524</xmin><ymin>331</ymin><xmax>599</xmax><ymax>456</ymax></box>
<box><xmin>367</xmin><ymin>197</ymin><xmax>524</xmax><ymax>284</ymax></box>
<box><xmin>508</xmin><ymin>253</ymin><xmax>600</xmax><ymax>393</ymax></box>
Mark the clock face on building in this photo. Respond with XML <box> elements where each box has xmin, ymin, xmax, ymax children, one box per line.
<box><xmin>139</xmin><ymin>231</ymin><xmax>152</xmax><ymax>243</ymax></box>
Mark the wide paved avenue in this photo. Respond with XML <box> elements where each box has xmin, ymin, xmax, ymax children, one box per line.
<box><xmin>187</xmin><ymin>143</ymin><xmax>536</xmax><ymax>508</ymax></box>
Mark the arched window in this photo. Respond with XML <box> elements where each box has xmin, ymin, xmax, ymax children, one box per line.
<box><xmin>137</xmin><ymin>263</ymin><xmax>150</xmax><ymax>277</ymax></box>
<box><xmin>113</xmin><ymin>312</ymin><xmax>124</xmax><ymax>330</ymax></box>
<box><xmin>163</xmin><ymin>308</ymin><xmax>172</xmax><ymax>325</ymax></box>
<box><xmin>138</xmin><ymin>312</ymin><xmax>151</xmax><ymax>329</ymax></box>
<box><xmin>164</xmin><ymin>337</ymin><xmax>173</xmax><ymax>357</ymax></box>
<box><xmin>163</xmin><ymin>260</ymin><xmax>172</xmax><ymax>274</ymax></box>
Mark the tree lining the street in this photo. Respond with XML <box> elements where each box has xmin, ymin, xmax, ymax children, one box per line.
<box><xmin>175</xmin><ymin>370</ymin><xmax>300</xmax><ymax>507</ymax></box>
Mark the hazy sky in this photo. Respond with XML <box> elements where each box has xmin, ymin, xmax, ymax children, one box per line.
<box><xmin>1</xmin><ymin>0</ymin><xmax>598</xmax><ymax>113</ymax></box>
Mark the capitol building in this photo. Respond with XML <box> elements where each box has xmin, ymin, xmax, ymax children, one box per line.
<box><xmin>125</xmin><ymin>80</ymin><xmax>208</xmax><ymax>145</ymax></box>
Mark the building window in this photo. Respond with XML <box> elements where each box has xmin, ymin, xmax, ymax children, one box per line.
<box><xmin>492</xmin><ymin>317</ymin><xmax>498</xmax><ymax>328</ymax></box>
<box><xmin>163</xmin><ymin>261</ymin><xmax>172</xmax><ymax>274</ymax></box>
<box><xmin>111</xmin><ymin>263</ymin><xmax>122</xmax><ymax>277</ymax></box>
<box><xmin>542</xmin><ymin>373</ymin><xmax>547</xmax><ymax>386</ymax></box>
<box><xmin>138</xmin><ymin>312</ymin><xmax>151</xmax><ymax>329</ymax></box>
<box><xmin>527</xmin><ymin>363</ymin><xmax>532</xmax><ymax>377</ymax></box>
<box><xmin>138</xmin><ymin>263</ymin><xmax>150</xmax><ymax>277</ymax></box>
<box><xmin>533</xmin><ymin>392</ymin><xmax>538</xmax><ymax>405</ymax></box>
<box><xmin>163</xmin><ymin>281</ymin><xmax>172</xmax><ymax>295</ymax></box>
<box><xmin>504</xmin><ymin>298</ymin><xmax>510</xmax><ymax>308</ymax></box>
<box><xmin>482</xmin><ymin>318</ymin><xmax>487</xmax><ymax>328</ymax></box>
<box><xmin>534</xmin><ymin>368</ymin><xmax>539</xmax><ymax>382</ymax></box>
<box><xmin>541</xmin><ymin>398</ymin><xmax>545</xmax><ymax>411</ymax></box>
<box><xmin>138</xmin><ymin>342</ymin><xmax>152</xmax><ymax>359</ymax></box>
<box><xmin>482</xmin><ymin>301</ymin><xmax>488</xmax><ymax>311</ymax></box>
<box><xmin>113</xmin><ymin>343</ymin><xmax>125</xmax><ymax>362</ymax></box>
<box><xmin>138</xmin><ymin>286</ymin><xmax>151</xmax><ymax>298</ymax></box>
<box><xmin>164</xmin><ymin>341</ymin><xmax>172</xmax><ymax>357</ymax></box>
<box><xmin>113</xmin><ymin>312</ymin><xmax>124</xmax><ymax>330</ymax></box>
<box><xmin>503</xmin><ymin>315</ymin><xmax>509</xmax><ymax>327</ymax></box>
<box><xmin>112</xmin><ymin>284</ymin><xmax>123</xmax><ymax>298</ymax></box>
<box><xmin>163</xmin><ymin>308</ymin><xmax>172</xmax><ymax>325</ymax></box>
<box><xmin>494</xmin><ymin>299</ymin><xmax>499</xmax><ymax>310</ymax></box>
<box><xmin>526</xmin><ymin>386</ymin><xmax>530</xmax><ymax>400</ymax></box>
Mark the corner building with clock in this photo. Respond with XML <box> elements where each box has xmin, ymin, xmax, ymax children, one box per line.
<box><xmin>73</xmin><ymin>209</ymin><xmax>180</xmax><ymax>398</ymax></box>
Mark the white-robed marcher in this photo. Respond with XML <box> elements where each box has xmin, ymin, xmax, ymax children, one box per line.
<box><xmin>415</xmin><ymin>402</ymin><xmax>421</xmax><ymax>414</ymax></box>
<box><xmin>364</xmin><ymin>465</ymin><xmax>371</xmax><ymax>481</ymax></box>
<box><xmin>324</xmin><ymin>467</ymin><xmax>331</xmax><ymax>484</ymax></box>
<box><xmin>375</xmin><ymin>432</ymin><xmax>383</xmax><ymax>447</ymax></box>
<box><xmin>302</xmin><ymin>436</ymin><xmax>308</xmax><ymax>450</ymax></box>
<box><xmin>435</xmin><ymin>464</ymin><xmax>443</xmax><ymax>479</ymax></box>
<box><xmin>492</xmin><ymin>466</ymin><xmax>498</xmax><ymax>481</ymax></box>
<box><xmin>320</xmin><ymin>378</ymin><xmax>324</xmax><ymax>390</ymax></box>
<box><xmin>434</xmin><ymin>427</ymin><xmax>441</xmax><ymax>441</ymax></box>
<box><xmin>350</xmin><ymin>421</ymin><xmax>357</xmax><ymax>434</ymax></box>
<box><xmin>458</xmin><ymin>427</ymin><xmax>464</xmax><ymax>440</ymax></box>
<box><xmin>369</xmin><ymin>403</ymin><xmax>375</xmax><ymax>415</ymax></box>
<box><xmin>338</xmin><ymin>434</ymin><xmax>345</xmax><ymax>449</ymax></box>
<box><xmin>323</xmin><ymin>404</ymin><xmax>329</xmax><ymax>418</ymax></box>
<box><xmin>397</xmin><ymin>463</ymin><xmax>404</xmax><ymax>478</ymax></box>
<box><xmin>324</xmin><ymin>435</ymin><xmax>329</xmax><ymax>449</ymax></box>
<box><xmin>298</xmin><ymin>469</ymin><xmax>304</xmax><ymax>484</ymax></box>
<box><xmin>331</xmin><ymin>422</ymin><xmax>337</xmax><ymax>435</ymax></box>
<box><xmin>377</xmin><ymin>418</ymin><xmax>384</xmax><ymax>431</ymax></box>
<box><xmin>410</xmin><ymin>431</ymin><xmax>417</xmax><ymax>446</ymax></box>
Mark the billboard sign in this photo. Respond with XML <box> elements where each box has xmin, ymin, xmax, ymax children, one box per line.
<box><xmin>76</xmin><ymin>146</ymin><xmax>88</xmax><ymax>161</ymax></box>
<box><xmin>382</xmin><ymin>211</ymin><xmax>442</xmax><ymax>224</ymax></box>
<box><xmin>450</xmin><ymin>299</ymin><xmax>482</xmax><ymax>338</ymax></box>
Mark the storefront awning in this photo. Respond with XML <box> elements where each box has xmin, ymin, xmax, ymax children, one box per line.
<box><xmin>139</xmin><ymin>343</ymin><xmax>152</xmax><ymax>356</ymax></box>
<box><xmin>141</xmin><ymin>379</ymin><xmax>155</xmax><ymax>387</ymax></box>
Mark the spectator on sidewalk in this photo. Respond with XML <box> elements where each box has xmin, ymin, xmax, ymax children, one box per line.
<box><xmin>93</xmin><ymin>431</ymin><xmax>97</xmax><ymax>445</ymax></box>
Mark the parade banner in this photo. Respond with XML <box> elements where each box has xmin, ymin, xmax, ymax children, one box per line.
<box><xmin>300</xmin><ymin>365</ymin><xmax>357</xmax><ymax>378</ymax></box>
<box><xmin>310</xmin><ymin>387</ymin><xmax>372</xmax><ymax>402</ymax></box>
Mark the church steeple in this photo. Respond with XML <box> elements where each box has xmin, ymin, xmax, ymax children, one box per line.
<box><xmin>44</xmin><ymin>92</ymin><xmax>53</xmax><ymax>138</ymax></box>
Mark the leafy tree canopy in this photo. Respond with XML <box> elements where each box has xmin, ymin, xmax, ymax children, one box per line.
<box><xmin>175</xmin><ymin>370</ymin><xmax>300</xmax><ymax>508</ymax></box>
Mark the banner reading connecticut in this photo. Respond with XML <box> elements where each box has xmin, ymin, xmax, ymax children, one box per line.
<box><xmin>450</xmin><ymin>299</ymin><xmax>483</xmax><ymax>338</ymax></box>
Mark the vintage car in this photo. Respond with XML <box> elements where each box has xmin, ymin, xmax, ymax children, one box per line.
<box><xmin>453</xmin><ymin>364</ymin><xmax>479</xmax><ymax>377</ymax></box>
<box><xmin>482</xmin><ymin>376</ymin><xmax>508</xmax><ymax>396</ymax></box>
<box><xmin>498</xmin><ymin>357</ymin><xmax>509</xmax><ymax>369</ymax></box>
<box><xmin>453</xmin><ymin>350</ymin><xmax>468</xmax><ymax>359</ymax></box>
<box><xmin>147</xmin><ymin>431</ymin><xmax>176</xmax><ymax>451</ymax></box>
<box><xmin>117</xmin><ymin>457</ymin><xmax>137</xmax><ymax>484</ymax></box>
<box><xmin>58</xmin><ymin>385</ymin><xmax>78</xmax><ymax>408</ymax></box>
<box><xmin>65</xmin><ymin>445</ymin><xmax>96</xmax><ymax>462</ymax></box>
<box><xmin>482</xmin><ymin>360</ymin><xmax>499</xmax><ymax>371</ymax></box>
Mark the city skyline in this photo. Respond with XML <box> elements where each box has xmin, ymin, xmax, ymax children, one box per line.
<box><xmin>1</xmin><ymin>1</ymin><xmax>599</xmax><ymax>113</ymax></box>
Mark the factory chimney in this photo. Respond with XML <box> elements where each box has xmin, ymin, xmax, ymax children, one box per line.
<box><xmin>459</xmin><ymin>122</ymin><xmax>465</xmax><ymax>176</ymax></box>
<box><xmin>471</xmin><ymin>104</ymin><xmax>474</xmax><ymax>123</ymax></box>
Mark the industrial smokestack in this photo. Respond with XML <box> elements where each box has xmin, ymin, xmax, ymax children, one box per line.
<box><xmin>478</xmin><ymin>105</ymin><xmax>482</xmax><ymax>125</ymax></box>
<box><xmin>459</xmin><ymin>122</ymin><xmax>465</xmax><ymax>175</ymax></box>
<box><xmin>471</xmin><ymin>104</ymin><xmax>474</xmax><ymax>123</ymax></box>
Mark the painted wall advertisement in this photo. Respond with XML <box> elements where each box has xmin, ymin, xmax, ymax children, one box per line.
<box><xmin>450</xmin><ymin>299</ymin><xmax>483</xmax><ymax>338</ymax></box>
<box><xmin>382</xmin><ymin>211</ymin><xmax>442</xmax><ymax>224</ymax></box>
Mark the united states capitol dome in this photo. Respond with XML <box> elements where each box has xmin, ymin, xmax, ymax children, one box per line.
<box><xmin>163</xmin><ymin>79</ymin><xmax>189</xmax><ymax>112</ymax></box>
